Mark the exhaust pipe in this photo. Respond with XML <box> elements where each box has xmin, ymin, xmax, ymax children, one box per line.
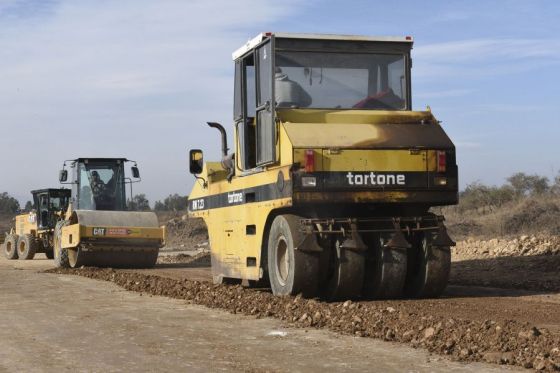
<box><xmin>207</xmin><ymin>122</ymin><xmax>228</xmax><ymax>157</ymax></box>
<box><xmin>207</xmin><ymin>122</ymin><xmax>234</xmax><ymax>180</ymax></box>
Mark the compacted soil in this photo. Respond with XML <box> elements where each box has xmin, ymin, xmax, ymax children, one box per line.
<box><xmin>0</xmin><ymin>256</ymin><xmax>518</xmax><ymax>373</ymax></box>
<box><xmin>39</xmin><ymin>251</ymin><xmax>560</xmax><ymax>372</ymax></box>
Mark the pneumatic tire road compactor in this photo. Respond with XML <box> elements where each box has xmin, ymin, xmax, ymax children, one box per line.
<box><xmin>188</xmin><ymin>33</ymin><xmax>458</xmax><ymax>300</ymax></box>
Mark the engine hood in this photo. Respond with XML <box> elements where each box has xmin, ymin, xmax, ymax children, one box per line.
<box><xmin>279</xmin><ymin>109</ymin><xmax>454</xmax><ymax>149</ymax></box>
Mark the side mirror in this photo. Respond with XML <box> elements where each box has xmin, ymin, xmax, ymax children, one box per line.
<box><xmin>131</xmin><ymin>166</ymin><xmax>140</xmax><ymax>179</ymax></box>
<box><xmin>189</xmin><ymin>149</ymin><xmax>204</xmax><ymax>175</ymax></box>
<box><xmin>59</xmin><ymin>170</ymin><xmax>68</xmax><ymax>182</ymax></box>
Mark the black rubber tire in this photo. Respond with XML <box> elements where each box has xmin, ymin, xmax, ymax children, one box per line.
<box><xmin>322</xmin><ymin>241</ymin><xmax>365</xmax><ymax>301</ymax></box>
<box><xmin>267</xmin><ymin>214</ymin><xmax>319</xmax><ymax>298</ymax></box>
<box><xmin>17</xmin><ymin>234</ymin><xmax>37</xmax><ymax>260</ymax></box>
<box><xmin>4</xmin><ymin>234</ymin><xmax>18</xmax><ymax>260</ymax></box>
<box><xmin>363</xmin><ymin>235</ymin><xmax>408</xmax><ymax>299</ymax></box>
<box><xmin>54</xmin><ymin>221</ymin><xmax>70</xmax><ymax>268</ymax></box>
<box><xmin>45</xmin><ymin>250</ymin><xmax>54</xmax><ymax>259</ymax></box>
<box><xmin>404</xmin><ymin>233</ymin><xmax>451</xmax><ymax>298</ymax></box>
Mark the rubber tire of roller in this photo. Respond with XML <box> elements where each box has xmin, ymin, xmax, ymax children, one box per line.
<box><xmin>363</xmin><ymin>236</ymin><xmax>408</xmax><ymax>300</ymax></box>
<box><xmin>405</xmin><ymin>234</ymin><xmax>451</xmax><ymax>298</ymax></box>
<box><xmin>267</xmin><ymin>214</ymin><xmax>319</xmax><ymax>298</ymax></box>
<box><xmin>322</xmin><ymin>243</ymin><xmax>365</xmax><ymax>301</ymax></box>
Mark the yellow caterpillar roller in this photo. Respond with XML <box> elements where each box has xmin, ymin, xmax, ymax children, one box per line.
<box><xmin>188</xmin><ymin>33</ymin><xmax>457</xmax><ymax>300</ymax></box>
<box><xmin>55</xmin><ymin>158</ymin><xmax>164</xmax><ymax>268</ymax></box>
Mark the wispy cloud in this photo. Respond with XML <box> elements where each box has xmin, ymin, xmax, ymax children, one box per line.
<box><xmin>0</xmin><ymin>0</ymin><xmax>304</xmax><ymax>202</ymax></box>
<box><xmin>455</xmin><ymin>141</ymin><xmax>482</xmax><ymax>149</ymax></box>
<box><xmin>474</xmin><ymin>104</ymin><xmax>549</xmax><ymax>113</ymax></box>
<box><xmin>430</xmin><ymin>10</ymin><xmax>473</xmax><ymax>23</ymax></box>
<box><xmin>415</xmin><ymin>89</ymin><xmax>474</xmax><ymax>99</ymax></box>
<box><xmin>414</xmin><ymin>38</ymin><xmax>560</xmax><ymax>80</ymax></box>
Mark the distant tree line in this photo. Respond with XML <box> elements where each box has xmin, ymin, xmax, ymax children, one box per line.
<box><xmin>0</xmin><ymin>192</ymin><xmax>20</xmax><ymax>214</ymax></box>
<box><xmin>127</xmin><ymin>193</ymin><xmax>188</xmax><ymax>212</ymax></box>
<box><xmin>1</xmin><ymin>191</ymin><xmax>189</xmax><ymax>214</ymax></box>
<box><xmin>154</xmin><ymin>193</ymin><xmax>188</xmax><ymax>211</ymax></box>
<box><xmin>459</xmin><ymin>172</ymin><xmax>560</xmax><ymax>212</ymax></box>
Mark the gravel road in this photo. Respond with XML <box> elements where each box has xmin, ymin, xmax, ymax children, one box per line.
<box><xmin>0</xmin><ymin>255</ymin><xmax>521</xmax><ymax>373</ymax></box>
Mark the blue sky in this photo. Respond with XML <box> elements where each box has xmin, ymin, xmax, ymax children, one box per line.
<box><xmin>0</xmin><ymin>0</ymin><xmax>559</xmax><ymax>204</ymax></box>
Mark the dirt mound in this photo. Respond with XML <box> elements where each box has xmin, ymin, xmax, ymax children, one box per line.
<box><xmin>450</xmin><ymin>236</ymin><xmax>560</xmax><ymax>292</ymax></box>
<box><xmin>451</xmin><ymin>255</ymin><xmax>560</xmax><ymax>292</ymax></box>
<box><xmin>163</xmin><ymin>216</ymin><xmax>208</xmax><ymax>250</ymax></box>
<box><xmin>157</xmin><ymin>252</ymin><xmax>210</xmax><ymax>266</ymax></box>
<box><xmin>454</xmin><ymin>235</ymin><xmax>560</xmax><ymax>261</ymax></box>
<box><xmin>45</xmin><ymin>267</ymin><xmax>560</xmax><ymax>371</ymax></box>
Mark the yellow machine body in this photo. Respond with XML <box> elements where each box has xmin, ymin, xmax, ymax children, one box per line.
<box><xmin>189</xmin><ymin>109</ymin><xmax>457</xmax><ymax>282</ymax></box>
<box><xmin>14</xmin><ymin>213</ymin><xmax>38</xmax><ymax>237</ymax></box>
<box><xmin>50</xmin><ymin>158</ymin><xmax>165</xmax><ymax>268</ymax></box>
<box><xmin>188</xmin><ymin>33</ymin><xmax>458</xmax><ymax>298</ymax></box>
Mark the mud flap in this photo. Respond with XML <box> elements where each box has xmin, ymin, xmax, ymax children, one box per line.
<box><xmin>385</xmin><ymin>220</ymin><xmax>412</xmax><ymax>249</ymax></box>
<box><xmin>338</xmin><ymin>223</ymin><xmax>368</xmax><ymax>251</ymax></box>
<box><xmin>431</xmin><ymin>222</ymin><xmax>455</xmax><ymax>247</ymax></box>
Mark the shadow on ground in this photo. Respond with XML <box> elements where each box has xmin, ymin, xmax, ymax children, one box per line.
<box><xmin>450</xmin><ymin>254</ymin><xmax>560</xmax><ymax>293</ymax></box>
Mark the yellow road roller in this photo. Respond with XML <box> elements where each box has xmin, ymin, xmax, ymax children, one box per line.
<box><xmin>55</xmin><ymin>158</ymin><xmax>165</xmax><ymax>268</ymax></box>
<box><xmin>187</xmin><ymin>33</ymin><xmax>457</xmax><ymax>300</ymax></box>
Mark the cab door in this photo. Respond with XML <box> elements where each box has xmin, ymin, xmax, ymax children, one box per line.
<box><xmin>255</xmin><ymin>39</ymin><xmax>276</xmax><ymax>166</ymax></box>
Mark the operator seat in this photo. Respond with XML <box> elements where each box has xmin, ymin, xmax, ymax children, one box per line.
<box><xmin>275</xmin><ymin>68</ymin><xmax>312</xmax><ymax>108</ymax></box>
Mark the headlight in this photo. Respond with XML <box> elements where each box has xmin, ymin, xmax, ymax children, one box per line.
<box><xmin>301</xmin><ymin>176</ymin><xmax>317</xmax><ymax>187</ymax></box>
<box><xmin>434</xmin><ymin>177</ymin><xmax>447</xmax><ymax>186</ymax></box>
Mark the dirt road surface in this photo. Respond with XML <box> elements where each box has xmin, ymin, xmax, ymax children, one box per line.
<box><xmin>0</xmin><ymin>256</ymin><xmax>519</xmax><ymax>373</ymax></box>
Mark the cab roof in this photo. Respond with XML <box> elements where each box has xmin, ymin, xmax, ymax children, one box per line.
<box><xmin>31</xmin><ymin>188</ymin><xmax>71</xmax><ymax>195</ymax></box>
<box><xmin>232</xmin><ymin>32</ymin><xmax>414</xmax><ymax>60</ymax></box>
<box><xmin>73</xmin><ymin>158</ymin><xmax>128</xmax><ymax>162</ymax></box>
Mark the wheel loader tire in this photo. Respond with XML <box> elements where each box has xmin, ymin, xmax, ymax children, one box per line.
<box><xmin>363</xmin><ymin>235</ymin><xmax>407</xmax><ymax>299</ymax></box>
<box><xmin>17</xmin><ymin>234</ymin><xmax>37</xmax><ymax>260</ymax></box>
<box><xmin>322</xmin><ymin>242</ymin><xmax>365</xmax><ymax>301</ymax></box>
<box><xmin>45</xmin><ymin>250</ymin><xmax>54</xmax><ymax>260</ymax></box>
<box><xmin>267</xmin><ymin>214</ymin><xmax>319</xmax><ymax>298</ymax></box>
<box><xmin>54</xmin><ymin>221</ymin><xmax>70</xmax><ymax>268</ymax></box>
<box><xmin>404</xmin><ymin>233</ymin><xmax>450</xmax><ymax>298</ymax></box>
<box><xmin>4</xmin><ymin>234</ymin><xmax>18</xmax><ymax>260</ymax></box>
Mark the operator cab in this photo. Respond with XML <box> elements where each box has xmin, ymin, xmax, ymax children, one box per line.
<box><xmin>31</xmin><ymin>189</ymin><xmax>71</xmax><ymax>229</ymax></box>
<box><xmin>231</xmin><ymin>32</ymin><xmax>413</xmax><ymax>171</ymax></box>
<box><xmin>58</xmin><ymin>158</ymin><xmax>141</xmax><ymax>211</ymax></box>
